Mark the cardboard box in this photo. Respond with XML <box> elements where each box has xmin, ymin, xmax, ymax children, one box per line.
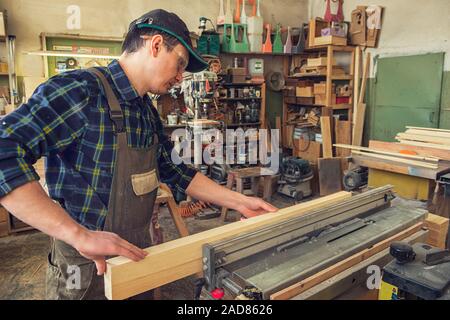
<box><xmin>232</xmin><ymin>75</ymin><xmax>247</xmax><ymax>83</ymax></box>
<box><xmin>229</xmin><ymin>67</ymin><xmax>247</xmax><ymax>76</ymax></box>
<box><xmin>307</xmin><ymin>57</ymin><xmax>336</xmax><ymax>67</ymax></box>
<box><xmin>314</xmin><ymin>82</ymin><xmax>336</xmax><ymax>95</ymax></box>
<box><xmin>0</xmin><ymin>62</ymin><xmax>7</xmax><ymax>73</ymax></box>
<box><xmin>315</xmin><ymin>94</ymin><xmax>336</xmax><ymax>106</ymax></box>
<box><xmin>296</xmin><ymin>86</ymin><xmax>314</xmax><ymax>97</ymax></box>
<box><xmin>296</xmin><ymin>97</ymin><xmax>315</xmax><ymax>105</ymax></box>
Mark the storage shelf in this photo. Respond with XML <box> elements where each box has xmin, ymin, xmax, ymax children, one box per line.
<box><xmin>219</xmin><ymin>97</ymin><xmax>262</xmax><ymax>102</ymax></box>
<box><xmin>226</xmin><ymin>122</ymin><xmax>261</xmax><ymax>127</ymax></box>
<box><xmin>219</xmin><ymin>82</ymin><xmax>264</xmax><ymax>87</ymax></box>
<box><xmin>290</xmin><ymin>74</ymin><xmax>352</xmax><ymax>80</ymax></box>
<box><xmin>220</xmin><ymin>52</ymin><xmax>302</xmax><ymax>57</ymax></box>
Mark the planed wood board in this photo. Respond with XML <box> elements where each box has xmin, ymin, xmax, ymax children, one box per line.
<box><xmin>405</xmin><ymin>129</ymin><xmax>450</xmax><ymax>139</ymax></box>
<box><xmin>397</xmin><ymin>133</ymin><xmax>450</xmax><ymax>146</ymax></box>
<box><xmin>352</xmin><ymin>103</ymin><xmax>366</xmax><ymax>146</ymax></box>
<box><xmin>321</xmin><ymin>116</ymin><xmax>333</xmax><ymax>158</ymax></box>
<box><xmin>396</xmin><ymin>139</ymin><xmax>450</xmax><ymax>151</ymax></box>
<box><xmin>369</xmin><ymin>140</ymin><xmax>450</xmax><ymax>161</ymax></box>
<box><xmin>406</xmin><ymin>126</ymin><xmax>450</xmax><ymax>133</ymax></box>
<box><xmin>104</xmin><ymin>191</ymin><xmax>352</xmax><ymax>300</ymax></box>
<box><xmin>334</xmin><ymin>144</ymin><xmax>440</xmax><ymax>163</ymax></box>
<box><xmin>351</xmin><ymin>151</ymin><xmax>438</xmax><ymax>169</ymax></box>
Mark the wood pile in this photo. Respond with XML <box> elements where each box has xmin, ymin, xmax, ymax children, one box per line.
<box><xmin>396</xmin><ymin>127</ymin><xmax>450</xmax><ymax>151</ymax></box>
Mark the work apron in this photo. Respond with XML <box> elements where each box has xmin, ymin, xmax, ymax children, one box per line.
<box><xmin>45</xmin><ymin>68</ymin><xmax>160</xmax><ymax>300</ymax></box>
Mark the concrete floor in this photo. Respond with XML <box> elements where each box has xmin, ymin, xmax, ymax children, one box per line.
<box><xmin>0</xmin><ymin>193</ymin><xmax>295</xmax><ymax>300</ymax></box>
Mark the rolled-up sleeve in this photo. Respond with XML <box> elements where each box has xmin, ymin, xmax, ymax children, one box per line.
<box><xmin>0</xmin><ymin>75</ymin><xmax>89</xmax><ymax>197</ymax></box>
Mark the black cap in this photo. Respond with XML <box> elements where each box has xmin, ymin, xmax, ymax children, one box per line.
<box><xmin>128</xmin><ymin>9</ymin><xmax>208</xmax><ymax>73</ymax></box>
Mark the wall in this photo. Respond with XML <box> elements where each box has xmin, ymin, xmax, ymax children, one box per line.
<box><xmin>1</xmin><ymin>0</ymin><xmax>308</xmax><ymax>78</ymax></box>
<box><xmin>309</xmin><ymin>0</ymin><xmax>450</xmax><ymax>72</ymax></box>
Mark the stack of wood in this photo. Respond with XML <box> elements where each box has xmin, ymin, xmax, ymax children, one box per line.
<box><xmin>307</xmin><ymin>108</ymin><xmax>320</xmax><ymax>126</ymax></box>
<box><xmin>334</xmin><ymin>144</ymin><xmax>448</xmax><ymax>180</ymax></box>
<box><xmin>396</xmin><ymin>127</ymin><xmax>450</xmax><ymax>151</ymax></box>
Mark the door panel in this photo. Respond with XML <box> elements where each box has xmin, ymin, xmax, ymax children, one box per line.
<box><xmin>371</xmin><ymin>53</ymin><xmax>444</xmax><ymax>141</ymax></box>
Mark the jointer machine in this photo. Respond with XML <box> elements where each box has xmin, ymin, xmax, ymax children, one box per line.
<box><xmin>198</xmin><ymin>185</ymin><xmax>429</xmax><ymax>300</ymax></box>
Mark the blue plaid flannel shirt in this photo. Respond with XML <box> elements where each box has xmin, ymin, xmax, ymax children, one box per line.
<box><xmin>0</xmin><ymin>60</ymin><xmax>197</xmax><ymax>230</ymax></box>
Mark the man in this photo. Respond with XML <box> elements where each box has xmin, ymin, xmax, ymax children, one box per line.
<box><xmin>0</xmin><ymin>9</ymin><xmax>277</xmax><ymax>300</ymax></box>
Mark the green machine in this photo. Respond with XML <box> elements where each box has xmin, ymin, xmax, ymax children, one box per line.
<box><xmin>379</xmin><ymin>242</ymin><xmax>450</xmax><ymax>300</ymax></box>
<box><xmin>198</xmin><ymin>17</ymin><xmax>220</xmax><ymax>56</ymax></box>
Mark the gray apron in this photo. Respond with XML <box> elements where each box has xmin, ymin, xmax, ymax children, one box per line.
<box><xmin>45</xmin><ymin>68</ymin><xmax>160</xmax><ymax>300</ymax></box>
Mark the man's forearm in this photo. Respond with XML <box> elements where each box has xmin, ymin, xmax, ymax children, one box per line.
<box><xmin>0</xmin><ymin>181</ymin><xmax>86</xmax><ymax>246</ymax></box>
<box><xmin>186</xmin><ymin>173</ymin><xmax>246</xmax><ymax>209</ymax></box>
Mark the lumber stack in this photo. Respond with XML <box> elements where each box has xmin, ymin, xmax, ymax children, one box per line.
<box><xmin>334</xmin><ymin>144</ymin><xmax>445</xmax><ymax>176</ymax></box>
<box><xmin>396</xmin><ymin>127</ymin><xmax>450</xmax><ymax>151</ymax></box>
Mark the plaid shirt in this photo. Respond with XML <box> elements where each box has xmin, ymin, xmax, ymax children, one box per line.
<box><xmin>0</xmin><ymin>60</ymin><xmax>197</xmax><ymax>231</ymax></box>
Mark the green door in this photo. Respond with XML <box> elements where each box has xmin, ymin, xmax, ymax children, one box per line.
<box><xmin>371</xmin><ymin>53</ymin><xmax>444</xmax><ymax>141</ymax></box>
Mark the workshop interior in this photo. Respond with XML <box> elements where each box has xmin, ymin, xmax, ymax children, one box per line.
<box><xmin>0</xmin><ymin>0</ymin><xmax>450</xmax><ymax>301</ymax></box>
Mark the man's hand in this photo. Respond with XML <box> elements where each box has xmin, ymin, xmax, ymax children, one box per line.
<box><xmin>235</xmin><ymin>196</ymin><xmax>278</xmax><ymax>218</ymax></box>
<box><xmin>73</xmin><ymin>229</ymin><xmax>148</xmax><ymax>275</ymax></box>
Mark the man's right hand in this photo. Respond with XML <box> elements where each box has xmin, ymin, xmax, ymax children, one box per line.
<box><xmin>73</xmin><ymin>229</ymin><xmax>148</xmax><ymax>275</ymax></box>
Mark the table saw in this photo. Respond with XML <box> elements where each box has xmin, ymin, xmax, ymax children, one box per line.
<box><xmin>200</xmin><ymin>186</ymin><xmax>428</xmax><ymax>300</ymax></box>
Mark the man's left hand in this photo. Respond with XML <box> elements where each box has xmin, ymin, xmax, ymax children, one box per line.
<box><xmin>235</xmin><ymin>196</ymin><xmax>278</xmax><ymax>218</ymax></box>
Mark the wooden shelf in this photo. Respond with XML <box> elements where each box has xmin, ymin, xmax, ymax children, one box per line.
<box><xmin>219</xmin><ymin>97</ymin><xmax>262</xmax><ymax>102</ymax></box>
<box><xmin>226</xmin><ymin>122</ymin><xmax>261</xmax><ymax>127</ymax></box>
<box><xmin>220</xmin><ymin>82</ymin><xmax>264</xmax><ymax>87</ymax></box>
<box><xmin>220</xmin><ymin>52</ymin><xmax>302</xmax><ymax>57</ymax></box>
<box><xmin>0</xmin><ymin>72</ymin><xmax>8</xmax><ymax>76</ymax></box>
<box><xmin>290</xmin><ymin>74</ymin><xmax>352</xmax><ymax>80</ymax></box>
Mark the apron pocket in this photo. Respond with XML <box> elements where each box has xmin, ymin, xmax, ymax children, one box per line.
<box><xmin>131</xmin><ymin>169</ymin><xmax>159</xmax><ymax>196</ymax></box>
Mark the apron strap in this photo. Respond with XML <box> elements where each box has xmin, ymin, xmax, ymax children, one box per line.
<box><xmin>88</xmin><ymin>67</ymin><xmax>125</xmax><ymax>133</ymax></box>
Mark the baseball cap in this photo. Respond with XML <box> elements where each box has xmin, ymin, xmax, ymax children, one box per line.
<box><xmin>128</xmin><ymin>9</ymin><xmax>208</xmax><ymax>73</ymax></box>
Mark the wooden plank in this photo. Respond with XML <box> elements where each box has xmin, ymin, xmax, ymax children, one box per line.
<box><xmin>352</xmin><ymin>102</ymin><xmax>366</xmax><ymax>146</ymax></box>
<box><xmin>369</xmin><ymin>140</ymin><xmax>450</xmax><ymax>161</ymax></box>
<box><xmin>397</xmin><ymin>133</ymin><xmax>450</xmax><ymax>146</ymax></box>
<box><xmin>351</xmin><ymin>151</ymin><xmax>438</xmax><ymax>169</ymax></box>
<box><xmin>350</xmin><ymin>155</ymin><xmax>439</xmax><ymax>180</ymax></box>
<box><xmin>326</xmin><ymin>46</ymin><xmax>333</xmax><ymax>106</ymax></box>
<box><xmin>321</xmin><ymin>116</ymin><xmax>333</xmax><ymax>158</ymax></box>
<box><xmin>406</xmin><ymin>126</ymin><xmax>450</xmax><ymax>133</ymax></box>
<box><xmin>405</xmin><ymin>129</ymin><xmax>450</xmax><ymax>139</ymax></box>
<box><xmin>353</xmin><ymin>46</ymin><xmax>361</xmax><ymax>126</ymax></box>
<box><xmin>396</xmin><ymin>139</ymin><xmax>450</xmax><ymax>151</ymax></box>
<box><xmin>425</xmin><ymin>213</ymin><xmax>449</xmax><ymax>249</ymax></box>
<box><xmin>104</xmin><ymin>191</ymin><xmax>352</xmax><ymax>300</ymax></box>
<box><xmin>358</xmin><ymin>52</ymin><xmax>370</xmax><ymax>104</ymax></box>
<box><xmin>334</xmin><ymin>144</ymin><xmax>440</xmax><ymax>162</ymax></box>
<box><xmin>335</xmin><ymin>120</ymin><xmax>352</xmax><ymax>157</ymax></box>
<box><xmin>318</xmin><ymin>158</ymin><xmax>343</xmax><ymax>196</ymax></box>
<box><xmin>293</xmin><ymin>138</ymin><xmax>322</xmax><ymax>164</ymax></box>
<box><xmin>270</xmin><ymin>222</ymin><xmax>424</xmax><ymax>300</ymax></box>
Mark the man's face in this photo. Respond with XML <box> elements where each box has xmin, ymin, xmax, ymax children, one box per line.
<box><xmin>143</xmin><ymin>35</ymin><xmax>189</xmax><ymax>95</ymax></box>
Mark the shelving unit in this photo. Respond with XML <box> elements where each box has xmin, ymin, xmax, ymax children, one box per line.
<box><xmin>282</xmin><ymin>45</ymin><xmax>356</xmax><ymax>160</ymax></box>
<box><xmin>218</xmin><ymin>81</ymin><xmax>266</xmax><ymax>130</ymax></box>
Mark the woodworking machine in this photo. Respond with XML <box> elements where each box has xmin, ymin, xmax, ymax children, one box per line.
<box><xmin>199</xmin><ymin>186</ymin><xmax>428</xmax><ymax>300</ymax></box>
